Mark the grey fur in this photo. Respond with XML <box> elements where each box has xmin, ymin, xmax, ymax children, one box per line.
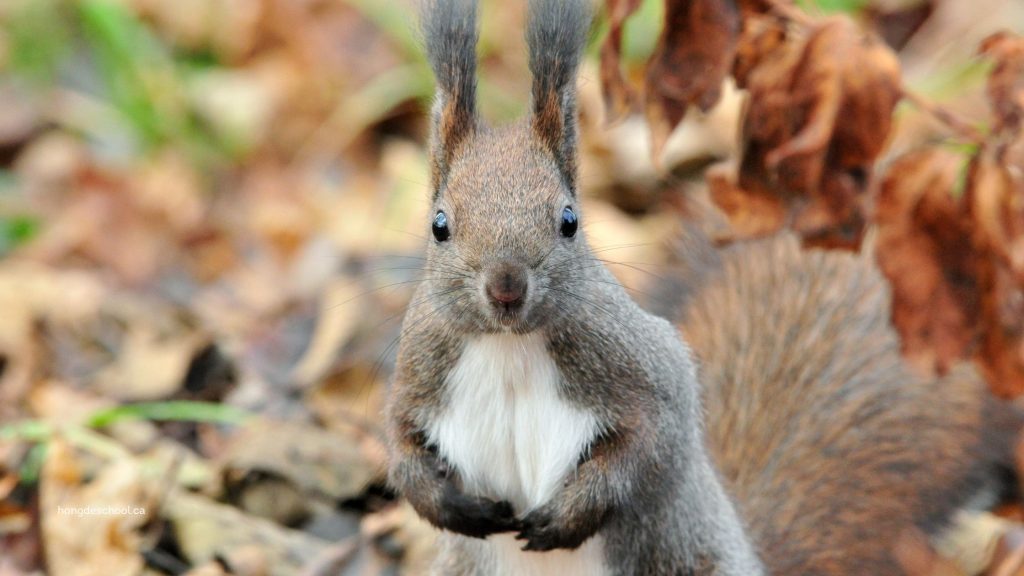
<box><xmin>422</xmin><ymin>0</ymin><xmax>477</xmax><ymax>105</ymax></box>
<box><xmin>526</xmin><ymin>0</ymin><xmax>590</xmax><ymax>193</ymax></box>
<box><xmin>421</xmin><ymin>0</ymin><xmax>479</xmax><ymax>195</ymax></box>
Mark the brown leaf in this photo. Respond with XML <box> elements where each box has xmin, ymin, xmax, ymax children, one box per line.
<box><xmin>706</xmin><ymin>162</ymin><xmax>787</xmax><ymax>238</ymax></box>
<box><xmin>737</xmin><ymin>0</ymin><xmax>777</xmax><ymax>18</ymax></box>
<box><xmin>644</xmin><ymin>0</ymin><xmax>740</xmax><ymax>155</ymax></box>
<box><xmin>966</xmin><ymin>140</ymin><xmax>1024</xmax><ymax>397</ymax></box>
<box><xmin>968</xmin><ymin>142</ymin><xmax>1024</xmax><ymax>283</ymax></box>
<box><xmin>980</xmin><ymin>32</ymin><xmax>1024</xmax><ymax>136</ymax></box>
<box><xmin>39</xmin><ymin>441</ymin><xmax>149</xmax><ymax>576</ymax></box>
<box><xmin>962</xmin><ymin>32</ymin><xmax>1024</xmax><ymax>395</ymax></box>
<box><xmin>166</xmin><ymin>490</ymin><xmax>329</xmax><ymax>573</ymax></box>
<box><xmin>220</xmin><ymin>418</ymin><xmax>384</xmax><ymax>505</ymax></box>
<box><xmin>874</xmin><ymin>149</ymin><xmax>981</xmax><ymax>376</ymax></box>
<box><xmin>738</xmin><ymin>16</ymin><xmax>901</xmax><ymax>239</ymax></box>
<box><xmin>599</xmin><ymin>0</ymin><xmax>643</xmax><ymax>122</ymax></box>
<box><xmin>733</xmin><ymin>14</ymin><xmax>788</xmax><ymax>88</ymax></box>
<box><xmin>703</xmin><ymin>158</ymin><xmax>864</xmax><ymax>247</ymax></box>
<box><xmin>865</xmin><ymin>1</ymin><xmax>936</xmax><ymax>52</ymax></box>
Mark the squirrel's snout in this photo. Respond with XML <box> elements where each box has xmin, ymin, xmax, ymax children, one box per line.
<box><xmin>485</xmin><ymin>264</ymin><xmax>528</xmax><ymax>313</ymax></box>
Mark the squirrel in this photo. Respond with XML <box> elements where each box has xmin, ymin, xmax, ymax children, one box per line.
<box><xmin>384</xmin><ymin>0</ymin><xmax>1021</xmax><ymax>574</ymax></box>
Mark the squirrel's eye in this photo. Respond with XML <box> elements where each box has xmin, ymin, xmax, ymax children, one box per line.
<box><xmin>432</xmin><ymin>211</ymin><xmax>451</xmax><ymax>242</ymax></box>
<box><xmin>559</xmin><ymin>206</ymin><xmax>578</xmax><ymax>238</ymax></box>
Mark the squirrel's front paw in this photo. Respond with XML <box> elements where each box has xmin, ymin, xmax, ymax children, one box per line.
<box><xmin>438</xmin><ymin>482</ymin><xmax>520</xmax><ymax>539</ymax></box>
<box><xmin>515</xmin><ymin>507</ymin><xmax>598</xmax><ymax>551</ymax></box>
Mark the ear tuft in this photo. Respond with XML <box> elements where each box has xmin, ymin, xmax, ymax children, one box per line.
<box><xmin>422</xmin><ymin>0</ymin><xmax>479</xmax><ymax>196</ymax></box>
<box><xmin>527</xmin><ymin>0</ymin><xmax>591</xmax><ymax>194</ymax></box>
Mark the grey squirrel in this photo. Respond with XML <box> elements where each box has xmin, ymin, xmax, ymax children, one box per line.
<box><xmin>384</xmin><ymin>0</ymin><xmax>1020</xmax><ymax>574</ymax></box>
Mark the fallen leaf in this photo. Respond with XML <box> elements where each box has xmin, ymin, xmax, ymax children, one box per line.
<box><xmin>166</xmin><ymin>490</ymin><xmax>329</xmax><ymax>576</ymax></box>
<box><xmin>39</xmin><ymin>440</ymin><xmax>149</xmax><ymax>576</ymax></box>
<box><xmin>219</xmin><ymin>418</ymin><xmax>384</xmax><ymax>506</ymax></box>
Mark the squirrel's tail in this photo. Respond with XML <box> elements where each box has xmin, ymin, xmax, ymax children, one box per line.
<box><xmin>669</xmin><ymin>229</ymin><xmax>1022</xmax><ymax>575</ymax></box>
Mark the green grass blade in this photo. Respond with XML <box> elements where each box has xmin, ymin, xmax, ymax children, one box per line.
<box><xmin>85</xmin><ymin>401</ymin><xmax>250</xmax><ymax>428</ymax></box>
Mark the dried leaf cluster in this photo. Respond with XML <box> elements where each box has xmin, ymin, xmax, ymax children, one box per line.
<box><xmin>876</xmin><ymin>32</ymin><xmax>1024</xmax><ymax>395</ymax></box>
<box><xmin>601</xmin><ymin>0</ymin><xmax>1024</xmax><ymax>399</ymax></box>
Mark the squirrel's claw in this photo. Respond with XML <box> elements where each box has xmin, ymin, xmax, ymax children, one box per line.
<box><xmin>437</xmin><ymin>484</ymin><xmax>520</xmax><ymax>539</ymax></box>
<box><xmin>515</xmin><ymin>509</ymin><xmax>591</xmax><ymax>552</ymax></box>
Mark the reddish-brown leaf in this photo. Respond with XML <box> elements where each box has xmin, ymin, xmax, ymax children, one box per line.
<box><xmin>736</xmin><ymin>16</ymin><xmax>900</xmax><ymax>244</ymax></box>
<box><xmin>705</xmin><ymin>163</ymin><xmax>787</xmax><ymax>238</ymax></box>
<box><xmin>980</xmin><ymin>32</ymin><xmax>1024</xmax><ymax>136</ymax></box>
<box><xmin>969</xmin><ymin>31</ymin><xmax>1024</xmax><ymax>396</ymax></box>
<box><xmin>865</xmin><ymin>0</ymin><xmax>936</xmax><ymax>51</ymax></box>
<box><xmin>600</xmin><ymin>0</ymin><xmax>644</xmax><ymax>122</ymax></box>
<box><xmin>742</xmin><ymin>17</ymin><xmax>901</xmax><ymax>190</ymax></box>
<box><xmin>967</xmin><ymin>144</ymin><xmax>1024</xmax><ymax>397</ymax></box>
<box><xmin>644</xmin><ymin>0</ymin><xmax>740</xmax><ymax>155</ymax></box>
<box><xmin>737</xmin><ymin>0</ymin><xmax>777</xmax><ymax>18</ymax></box>
<box><xmin>874</xmin><ymin>149</ymin><xmax>982</xmax><ymax>376</ymax></box>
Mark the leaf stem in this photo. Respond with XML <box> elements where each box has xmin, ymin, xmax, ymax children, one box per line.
<box><xmin>901</xmin><ymin>89</ymin><xmax>985</xmax><ymax>143</ymax></box>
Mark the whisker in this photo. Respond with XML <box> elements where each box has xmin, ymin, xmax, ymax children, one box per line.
<box><xmin>360</xmin><ymin>291</ymin><xmax>473</xmax><ymax>411</ymax></box>
<box><xmin>322</xmin><ymin>277</ymin><xmax>468</xmax><ymax>314</ymax></box>
<box><xmin>544</xmin><ymin>286</ymin><xmax>634</xmax><ymax>334</ymax></box>
<box><xmin>566</xmin><ymin>276</ymin><xmax>670</xmax><ymax>308</ymax></box>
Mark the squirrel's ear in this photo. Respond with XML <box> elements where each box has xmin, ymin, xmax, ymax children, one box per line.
<box><xmin>422</xmin><ymin>0</ymin><xmax>479</xmax><ymax>197</ymax></box>
<box><xmin>527</xmin><ymin>0</ymin><xmax>590</xmax><ymax>195</ymax></box>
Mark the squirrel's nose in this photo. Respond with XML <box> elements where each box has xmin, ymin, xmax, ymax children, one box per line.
<box><xmin>485</xmin><ymin>265</ymin><xmax>527</xmax><ymax>311</ymax></box>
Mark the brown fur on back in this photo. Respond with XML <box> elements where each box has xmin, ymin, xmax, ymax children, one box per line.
<box><xmin>678</xmin><ymin>234</ymin><xmax>1015</xmax><ymax>575</ymax></box>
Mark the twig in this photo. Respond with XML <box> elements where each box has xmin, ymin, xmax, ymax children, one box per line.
<box><xmin>901</xmin><ymin>89</ymin><xmax>985</xmax><ymax>143</ymax></box>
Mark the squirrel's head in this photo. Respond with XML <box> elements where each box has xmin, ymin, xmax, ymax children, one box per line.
<box><xmin>418</xmin><ymin>0</ymin><xmax>591</xmax><ymax>334</ymax></box>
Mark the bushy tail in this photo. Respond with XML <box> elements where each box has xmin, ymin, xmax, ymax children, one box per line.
<box><xmin>677</xmin><ymin>233</ymin><xmax>1023</xmax><ymax>575</ymax></box>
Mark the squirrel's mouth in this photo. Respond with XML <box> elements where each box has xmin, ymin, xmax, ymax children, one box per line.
<box><xmin>486</xmin><ymin>304</ymin><xmax>535</xmax><ymax>333</ymax></box>
<box><xmin>492</xmin><ymin>308</ymin><xmax>524</xmax><ymax>328</ymax></box>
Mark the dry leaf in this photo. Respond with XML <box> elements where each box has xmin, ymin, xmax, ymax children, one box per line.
<box><xmin>166</xmin><ymin>490</ymin><xmax>329</xmax><ymax>576</ymax></box>
<box><xmin>220</xmin><ymin>418</ymin><xmax>384</xmax><ymax>505</ymax></box>
<box><xmin>980</xmin><ymin>32</ymin><xmax>1024</xmax><ymax>136</ymax></box>
<box><xmin>874</xmin><ymin>149</ymin><xmax>980</xmax><ymax>376</ymax></box>
<box><xmin>738</xmin><ymin>16</ymin><xmax>901</xmax><ymax>241</ymax></box>
<box><xmin>705</xmin><ymin>162</ymin><xmax>786</xmax><ymax>238</ymax></box>
<box><xmin>39</xmin><ymin>440</ymin><xmax>149</xmax><ymax>576</ymax></box>
<box><xmin>968</xmin><ymin>31</ymin><xmax>1024</xmax><ymax>396</ymax></box>
<box><xmin>967</xmin><ymin>145</ymin><xmax>1024</xmax><ymax>397</ymax></box>
<box><xmin>599</xmin><ymin>0</ymin><xmax>643</xmax><ymax>121</ymax></box>
<box><xmin>644</xmin><ymin>0</ymin><xmax>740</xmax><ymax>155</ymax></box>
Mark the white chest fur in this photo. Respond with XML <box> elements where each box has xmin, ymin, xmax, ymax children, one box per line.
<box><xmin>427</xmin><ymin>333</ymin><xmax>606</xmax><ymax>575</ymax></box>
